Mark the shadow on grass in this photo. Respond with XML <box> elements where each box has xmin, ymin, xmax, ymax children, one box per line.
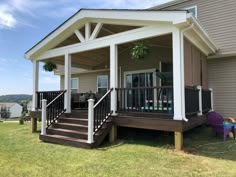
<box><xmin>99</xmin><ymin>126</ymin><xmax>236</xmax><ymax>161</ymax></box>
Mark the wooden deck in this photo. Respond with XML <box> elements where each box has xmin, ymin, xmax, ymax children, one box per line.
<box><xmin>113</xmin><ymin>112</ymin><xmax>207</xmax><ymax>132</ymax></box>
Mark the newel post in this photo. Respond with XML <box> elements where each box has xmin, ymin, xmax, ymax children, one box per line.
<box><xmin>197</xmin><ymin>85</ymin><xmax>203</xmax><ymax>116</ymax></box>
<box><xmin>41</xmin><ymin>99</ymin><xmax>47</xmax><ymax>135</ymax></box>
<box><xmin>87</xmin><ymin>99</ymin><xmax>94</xmax><ymax>144</ymax></box>
<box><xmin>209</xmin><ymin>88</ymin><xmax>214</xmax><ymax>111</ymax></box>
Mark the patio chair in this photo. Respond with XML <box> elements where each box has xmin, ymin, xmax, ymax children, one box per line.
<box><xmin>207</xmin><ymin>112</ymin><xmax>235</xmax><ymax>141</ymax></box>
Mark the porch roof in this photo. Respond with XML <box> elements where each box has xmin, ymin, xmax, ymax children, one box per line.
<box><xmin>24</xmin><ymin>8</ymin><xmax>217</xmax><ymax>61</ymax></box>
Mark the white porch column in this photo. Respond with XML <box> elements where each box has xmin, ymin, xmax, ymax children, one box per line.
<box><xmin>32</xmin><ymin>60</ymin><xmax>39</xmax><ymax>111</ymax></box>
<box><xmin>64</xmin><ymin>53</ymin><xmax>71</xmax><ymax>113</ymax></box>
<box><xmin>172</xmin><ymin>28</ymin><xmax>186</xmax><ymax>121</ymax></box>
<box><xmin>110</xmin><ymin>44</ymin><xmax>118</xmax><ymax>115</ymax></box>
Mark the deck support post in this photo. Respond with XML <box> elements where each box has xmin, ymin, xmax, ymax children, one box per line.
<box><xmin>31</xmin><ymin>117</ymin><xmax>37</xmax><ymax>133</ymax></box>
<box><xmin>41</xmin><ymin>99</ymin><xmax>47</xmax><ymax>135</ymax></box>
<box><xmin>32</xmin><ymin>60</ymin><xmax>39</xmax><ymax>111</ymax></box>
<box><xmin>197</xmin><ymin>85</ymin><xmax>203</xmax><ymax>116</ymax></box>
<box><xmin>109</xmin><ymin>125</ymin><xmax>117</xmax><ymax>143</ymax></box>
<box><xmin>64</xmin><ymin>53</ymin><xmax>71</xmax><ymax>113</ymax></box>
<box><xmin>110</xmin><ymin>44</ymin><xmax>118</xmax><ymax>116</ymax></box>
<box><xmin>87</xmin><ymin>99</ymin><xmax>94</xmax><ymax>144</ymax></box>
<box><xmin>174</xmin><ymin>131</ymin><xmax>183</xmax><ymax>150</ymax></box>
<box><xmin>172</xmin><ymin>28</ymin><xmax>186</xmax><ymax>121</ymax></box>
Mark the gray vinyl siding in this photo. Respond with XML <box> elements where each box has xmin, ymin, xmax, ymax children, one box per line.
<box><xmin>208</xmin><ymin>57</ymin><xmax>236</xmax><ymax>117</ymax></box>
<box><xmin>155</xmin><ymin>0</ymin><xmax>236</xmax><ymax>54</ymax></box>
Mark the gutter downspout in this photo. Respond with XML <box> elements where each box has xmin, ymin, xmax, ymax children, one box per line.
<box><xmin>180</xmin><ymin>23</ymin><xmax>194</xmax><ymax>122</ymax></box>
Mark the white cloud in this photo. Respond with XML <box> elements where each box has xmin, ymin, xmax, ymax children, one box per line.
<box><xmin>0</xmin><ymin>0</ymin><xmax>172</xmax><ymax>29</ymax></box>
<box><xmin>0</xmin><ymin>5</ymin><xmax>17</xmax><ymax>29</ymax></box>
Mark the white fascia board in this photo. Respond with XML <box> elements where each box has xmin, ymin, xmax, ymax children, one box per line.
<box><xmin>25</xmin><ymin>10</ymin><xmax>188</xmax><ymax>60</ymax></box>
<box><xmin>187</xmin><ymin>15</ymin><xmax>217</xmax><ymax>53</ymax></box>
<box><xmin>36</xmin><ymin>24</ymin><xmax>174</xmax><ymax>60</ymax></box>
<box><xmin>80</xmin><ymin>10</ymin><xmax>188</xmax><ymax>25</ymax></box>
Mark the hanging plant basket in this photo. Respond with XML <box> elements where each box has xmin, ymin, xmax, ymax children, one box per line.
<box><xmin>43</xmin><ymin>61</ymin><xmax>57</xmax><ymax>72</ymax></box>
<box><xmin>130</xmin><ymin>42</ymin><xmax>150</xmax><ymax>62</ymax></box>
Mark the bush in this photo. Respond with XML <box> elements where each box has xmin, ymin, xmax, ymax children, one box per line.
<box><xmin>19</xmin><ymin>117</ymin><xmax>24</xmax><ymax>125</ymax></box>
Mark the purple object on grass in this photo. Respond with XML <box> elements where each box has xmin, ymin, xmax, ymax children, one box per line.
<box><xmin>207</xmin><ymin>112</ymin><xmax>235</xmax><ymax>141</ymax></box>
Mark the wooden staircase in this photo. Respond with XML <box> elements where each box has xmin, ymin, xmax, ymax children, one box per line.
<box><xmin>39</xmin><ymin>110</ymin><xmax>112</xmax><ymax>148</ymax></box>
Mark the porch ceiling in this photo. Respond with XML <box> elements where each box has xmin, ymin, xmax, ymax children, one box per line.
<box><xmin>45</xmin><ymin>34</ymin><xmax>172</xmax><ymax>70</ymax></box>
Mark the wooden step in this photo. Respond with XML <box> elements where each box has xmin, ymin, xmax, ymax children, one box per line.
<box><xmin>39</xmin><ymin>134</ymin><xmax>92</xmax><ymax>149</ymax></box>
<box><xmin>47</xmin><ymin>128</ymin><xmax>88</xmax><ymax>139</ymax></box>
<box><xmin>53</xmin><ymin>122</ymin><xmax>88</xmax><ymax>131</ymax></box>
<box><xmin>58</xmin><ymin>117</ymin><xmax>88</xmax><ymax>125</ymax></box>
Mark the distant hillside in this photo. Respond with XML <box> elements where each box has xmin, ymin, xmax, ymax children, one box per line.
<box><xmin>0</xmin><ymin>94</ymin><xmax>32</xmax><ymax>103</ymax></box>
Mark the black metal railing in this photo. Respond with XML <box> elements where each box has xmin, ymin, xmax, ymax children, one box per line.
<box><xmin>93</xmin><ymin>88</ymin><xmax>113</xmax><ymax>134</ymax></box>
<box><xmin>36</xmin><ymin>91</ymin><xmax>64</xmax><ymax>109</ymax></box>
<box><xmin>202</xmin><ymin>89</ymin><xmax>211</xmax><ymax>112</ymax></box>
<box><xmin>46</xmin><ymin>90</ymin><xmax>67</xmax><ymax>128</ymax></box>
<box><xmin>185</xmin><ymin>86</ymin><xmax>199</xmax><ymax>115</ymax></box>
<box><xmin>116</xmin><ymin>86</ymin><xmax>173</xmax><ymax>114</ymax></box>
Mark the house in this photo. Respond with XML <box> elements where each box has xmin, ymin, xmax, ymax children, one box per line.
<box><xmin>0</xmin><ymin>102</ymin><xmax>22</xmax><ymax>118</ymax></box>
<box><xmin>24</xmin><ymin>1</ymin><xmax>226</xmax><ymax>150</ymax></box>
<box><xmin>27</xmin><ymin>101</ymin><xmax>32</xmax><ymax>112</ymax></box>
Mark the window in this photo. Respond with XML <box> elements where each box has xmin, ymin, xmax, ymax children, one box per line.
<box><xmin>97</xmin><ymin>75</ymin><xmax>108</xmax><ymax>93</ymax></box>
<box><xmin>184</xmin><ymin>6</ymin><xmax>197</xmax><ymax>18</ymax></box>
<box><xmin>71</xmin><ymin>78</ymin><xmax>79</xmax><ymax>93</ymax></box>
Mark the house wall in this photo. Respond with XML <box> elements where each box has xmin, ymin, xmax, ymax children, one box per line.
<box><xmin>184</xmin><ymin>38</ymin><xmax>208</xmax><ymax>89</ymax></box>
<box><xmin>154</xmin><ymin>0</ymin><xmax>236</xmax><ymax>55</ymax></box>
<box><xmin>60</xmin><ymin>71</ymin><xmax>109</xmax><ymax>93</ymax></box>
<box><xmin>208</xmin><ymin>57</ymin><xmax>236</xmax><ymax>117</ymax></box>
<box><xmin>9</xmin><ymin>104</ymin><xmax>22</xmax><ymax>118</ymax></box>
<box><xmin>118</xmin><ymin>46</ymin><xmax>172</xmax><ymax>87</ymax></box>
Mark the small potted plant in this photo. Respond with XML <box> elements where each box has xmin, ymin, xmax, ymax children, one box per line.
<box><xmin>43</xmin><ymin>61</ymin><xmax>57</xmax><ymax>72</ymax></box>
<box><xmin>130</xmin><ymin>42</ymin><xmax>150</xmax><ymax>62</ymax></box>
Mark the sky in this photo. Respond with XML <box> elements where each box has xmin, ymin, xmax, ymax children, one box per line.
<box><xmin>0</xmin><ymin>0</ymin><xmax>172</xmax><ymax>95</ymax></box>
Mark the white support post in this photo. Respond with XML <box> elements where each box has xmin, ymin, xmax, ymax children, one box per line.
<box><xmin>172</xmin><ymin>28</ymin><xmax>186</xmax><ymax>121</ymax></box>
<box><xmin>41</xmin><ymin>99</ymin><xmax>47</xmax><ymax>135</ymax></box>
<box><xmin>74</xmin><ymin>29</ymin><xmax>85</xmax><ymax>42</ymax></box>
<box><xmin>197</xmin><ymin>85</ymin><xmax>203</xmax><ymax>116</ymax></box>
<box><xmin>110</xmin><ymin>44</ymin><xmax>118</xmax><ymax>116</ymax></box>
<box><xmin>209</xmin><ymin>88</ymin><xmax>214</xmax><ymax>111</ymax></box>
<box><xmin>87</xmin><ymin>99</ymin><xmax>94</xmax><ymax>144</ymax></box>
<box><xmin>64</xmin><ymin>54</ymin><xmax>71</xmax><ymax>113</ymax></box>
<box><xmin>85</xmin><ymin>23</ymin><xmax>91</xmax><ymax>41</ymax></box>
<box><xmin>32</xmin><ymin>60</ymin><xmax>39</xmax><ymax>111</ymax></box>
<box><xmin>90</xmin><ymin>23</ymin><xmax>103</xmax><ymax>40</ymax></box>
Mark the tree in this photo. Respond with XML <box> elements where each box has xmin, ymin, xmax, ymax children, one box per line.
<box><xmin>0</xmin><ymin>107</ymin><xmax>10</xmax><ymax>119</ymax></box>
<box><xmin>20</xmin><ymin>100</ymin><xmax>29</xmax><ymax>117</ymax></box>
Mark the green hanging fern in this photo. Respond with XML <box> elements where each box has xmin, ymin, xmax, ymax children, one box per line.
<box><xmin>131</xmin><ymin>42</ymin><xmax>150</xmax><ymax>62</ymax></box>
<box><xmin>43</xmin><ymin>61</ymin><xmax>57</xmax><ymax>72</ymax></box>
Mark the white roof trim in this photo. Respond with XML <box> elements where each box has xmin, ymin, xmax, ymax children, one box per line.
<box><xmin>25</xmin><ymin>9</ymin><xmax>188</xmax><ymax>59</ymax></box>
<box><xmin>187</xmin><ymin>14</ymin><xmax>217</xmax><ymax>53</ymax></box>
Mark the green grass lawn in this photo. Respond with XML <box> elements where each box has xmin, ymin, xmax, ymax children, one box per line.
<box><xmin>0</xmin><ymin>122</ymin><xmax>236</xmax><ymax>177</ymax></box>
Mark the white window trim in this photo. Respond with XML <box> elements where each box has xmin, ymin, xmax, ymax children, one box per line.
<box><xmin>123</xmin><ymin>68</ymin><xmax>157</xmax><ymax>88</ymax></box>
<box><xmin>183</xmin><ymin>5</ymin><xmax>197</xmax><ymax>18</ymax></box>
<box><xmin>97</xmin><ymin>75</ymin><xmax>108</xmax><ymax>92</ymax></box>
<box><xmin>123</xmin><ymin>68</ymin><xmax>157</xmax><ymax>108</ymax></box>
<box><xmin>71</xmin><ymin>78</ymin><xmax>79</xmax><ymax>93</ymax></box>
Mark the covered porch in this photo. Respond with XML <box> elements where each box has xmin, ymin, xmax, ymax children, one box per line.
<box><xmin>25</xmin><ymin>9</ymin><xmax>217</xmax><ymax>149</ymax></box>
